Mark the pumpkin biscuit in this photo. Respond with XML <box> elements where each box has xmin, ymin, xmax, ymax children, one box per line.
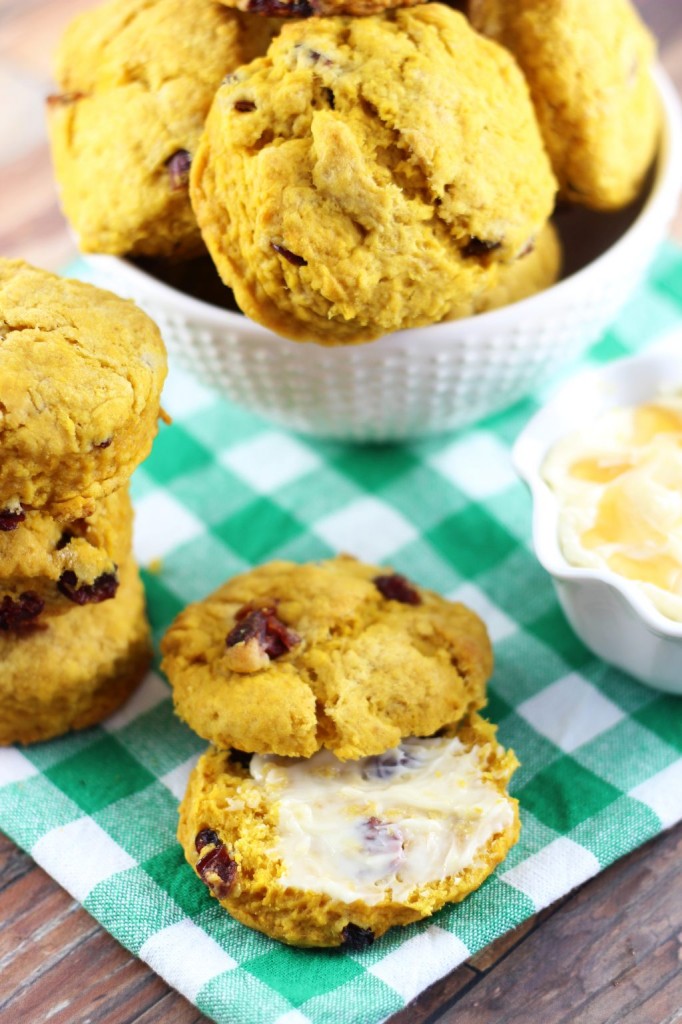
<box><xmin>0</xmin><ymin>260</ymin><xmax>167</xmax><ymax>519</ymax></box>
<box><xmin>178</xmin><ymin>714</ymin><xmax>519</xmax><ymax>947</ymax></box>
<box><xmin>469</xmin><ymin>0</ymin><xmax>660</xmax><ymax>210</ymax></box>
<box><xmin>161</xmin><ymin>556</ymin><xmax>493</xmax><ymax>760</ymax></box>
<box><xmin>48</xmin><ymin>0</ymin><xmax>278</xmax><ymax>258</ymax></box>
<box><xmin>190</xmin><ymin>5</ymin><xmax>557</xmax><ymax>344</ymax></box>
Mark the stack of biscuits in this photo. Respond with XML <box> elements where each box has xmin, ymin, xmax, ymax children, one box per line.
<box><xmin>0</xmin><ymin>259</ymin><xmax>168</xmax><ymax>746</ymax></box>
<box><xmin>161</xmin><ymin>556</ymin><xmax>520</xmax><ymax>948</ymax></box>
<box><xmin>46</xmin><ymin>0</ymin><xmax>659</xmax><ymax>346</ymax></box>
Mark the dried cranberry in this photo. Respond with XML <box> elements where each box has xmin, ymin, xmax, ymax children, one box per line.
<box><xmin>247</xmin><ymin>0</ymin><xmax>313</xmax><ymax>15</ymax></box>
<box><xmin>463</xmin><ymin>237</ymin><xmax>501</xmax><ymax>259</ymax></box>
<box><xmin>362</xmin><ymin>816</ymin><xmax>404</xmax><ymax>862</ymax></box>
<box><xmin>323</xmin><ymin>88</ymin><xmax>335</xmax><ymax>110</ymax></box>
<box><xmin>0</xmin><ymin>508</ymin><xmax>26</xmax><ymax>531</ymax></box>
<box><xmin>46</xmin><ymin>91</ymin><xmax>87</xmax><ymax>107</ymax></box>
<box><xmin>196</xmin><ymin>836</ymin><xmax>237</xmax><ymax>899</ymax></box>
<box><xmin>226</xmin><ymin>605</ymin><xmax>300</xmax><ymax>659</ymax></box>
<box><xmin>234</xmin><ymin>100</ymin><xmax>256</xmax><ymax>113</ymax></box>
<box><xmin>271</xmin><ymin>242</ymin><xmax>307</xmax><ymax>267</ymax></box>
<box><xmin>0</xmin><ymin>592</ymin><xmax>44</xmax><ymax>631</ymax></box>
<box><xmin>94</xmin><ymin>437</ymin><xmax>113</xmax><ymax>449</ymax></box>
<box><xmin>166</xmin><ymin>149</ymin><xmax>192</xmax><ymax>191</ymax></box>
<box><xmin>341</xmin><ymin>924</ymin><xmax>375</xmax><ymax>951</ymax></box>
<box><xmin>56</xmin><ymin>531</ymin><xmax>73</xmax><ymax>551</ymax></box>
<box><xmin>57</xmin><ymin>570</ymin><xmax>119</xmax><ymax>605</ymax></box>
<box><xmin>195</xmin><ymin>828</ymin><xmax>221</xmax><ymax>854</ymax></box>
<box><xmin>289</xmin><ymin>44</ymin><xmax>334</xmax><ymax>66</ymax></box>
<box><xmin>373</xmin><ymin>574</ymin><xmax>421</xmax><ymax>605</ymax></box>
<box><xmin>361</xmin><ymin>747</ymin><xmax>421</xmax><ymax>781</ymax></box>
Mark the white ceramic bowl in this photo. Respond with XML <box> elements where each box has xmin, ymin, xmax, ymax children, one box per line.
<box><xmin>84</xmin><ymin>67</ymin><xmax>682</xmax><ymax>443</ymax></box>
<box><xmin>513</xmin><ymin>340</ymin><xmax>682</xmax><ymax>695</ymax></box>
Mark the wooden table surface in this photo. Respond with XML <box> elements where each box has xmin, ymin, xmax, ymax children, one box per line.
<box><xmin>1</xmin><ymin>3</ymin><xmax>681</xmax><ymax>1023</ymax></box>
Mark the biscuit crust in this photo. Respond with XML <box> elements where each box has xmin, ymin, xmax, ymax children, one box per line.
<box><xmin>178</xmin><ymin>715</ymin><xmax>520</xmax><ymax>947</ymax></box>
<box><xmin>0</xmin><ymin>260</ymin><xmax>167</xmax><ymax>517</ymax></box>
<box><xmin>0</xmin><ymin>559</ymin><xmax>152</xmax><ymax>746</ymax></box>
<box><xmin>469</xmin><ymin>0</ymin><xmax>660</xmax><ymax>210</ymax></box>
<box><xmin>190</xmin><ymin>5</ymin><xmax>557</xmax><ymax>344</ymax></box>
<box><xmin>161</xmin><ymin>556</ymin><xmax>493</xmax><ymax>760</ymax></box>
<box><xmin>48</xmin><ymin>0</ymin><xmax>278</xmax><ymax>258</ymax></box>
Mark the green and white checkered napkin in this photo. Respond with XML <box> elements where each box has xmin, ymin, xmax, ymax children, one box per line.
<box><xmin>2</xmin><ymin>245</ymin><xmax>682</xmax><ymax>1024</ymax></box>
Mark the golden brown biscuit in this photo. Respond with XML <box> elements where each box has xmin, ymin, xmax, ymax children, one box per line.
<box><xmin>0</xmin><ymin>260</ymin><xmax>167</xmax><ymax>519</ymax></box>
<box><xmin>161</xmin><ymin>556</ymin><xmax>493</xmax><ymax>760</ymax></box>
<box><xmin>178</xmin><ymin>715</ymin><xmax>519</xmax><ymax>947</ymax></box>
<box><xmin>468</xmin><ymin>0</ymin><xmax>660</xmax><ymax>210</ymax></box>
<box><xmin>0</xmin><ymin>488</ymin><xmax>133</xmax><ymax>629</ymax></box>
<box><xmin>48</xmin><ymin>0</ymin><xmax>278</xmax><ymax>258</ymax></box>
<box><xmin>0</xmin><ymin>559</ymin><xmax>152</xmax><ymax>746</ymax></box>
<box><xmin>190</xmin><ymin>5</ymin><xmax>557</xmax><ymax>344</ymax></box>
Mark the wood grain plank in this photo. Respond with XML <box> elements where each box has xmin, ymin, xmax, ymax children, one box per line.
<box><xmin>466</xmin><ymin>898</ymin><xmax>570</xmax><ymax>972</ymax></box>
<box><xmin>434</xmin><ymin>825</ymin><xmax>682</xmax><ymax>1024</ymax></box>
<box><xmin>1</xmin><ymin>876</ymin><xmax>98</xmax><ymax>995</ymax></box>
<box><xmin>0</xmin><ymin>846</ymin><xmax>211</xmax><ymax>1024</ymax></box>
<box><xmin>388</xmin><ymin>964</ymin><xmax>481</xmax><ymax>1024</ymax></box>
<box><xmin>8</xmin><ymin>936</ymin><xmax>169</xmax><ymax>1024</ymax></box>
<box><xmin>386</xmin><ymin>899</ymin><xmax>573</xmax><ymax>1023</ymax></box>
<box><xmin>134</xmin><ymin>990</ymin><xmax>211</xmax><ymax>1024</ymax></box>
<box><xmin>0</xmin><ymin>833</ymin><xmax>35</xmax><ymax>895</ymax></box>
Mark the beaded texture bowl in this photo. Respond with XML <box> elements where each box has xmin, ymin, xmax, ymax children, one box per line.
<box><xmin>84</xmin><ymin>69</ymin><xmax>682</xmax><ymax>443</ymax></box>
<box><xmin>513</xmin><ymin>341</ymin><xmax>682</xmax><ymax>696</ymax></box>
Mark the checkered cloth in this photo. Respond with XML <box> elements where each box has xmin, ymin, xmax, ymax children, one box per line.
<box><xmin>2</xmin><ymin>245</ymin><xmax>682</xmax><ymax>1024</ymax></box>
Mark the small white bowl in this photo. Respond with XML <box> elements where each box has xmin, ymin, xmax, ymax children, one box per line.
<box><xmin>513</xmin><ymin>340</ymin><xmax>682</xmax><ymax>695</ymax></box>
<box><xmin>83</xmin><ymin>67</ymin><xmax>682</xmax><ymax>443</ymax></box>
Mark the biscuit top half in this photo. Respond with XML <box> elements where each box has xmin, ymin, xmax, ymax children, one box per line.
<box><xmin>161</xmin><ymin>556</ymin><xmax>493</xmax><ymax>760</ymax></box>
<box><xmin>0</xmin><ymin>259</ymin><xmax>167</xmax><ymax>515</ymax></box>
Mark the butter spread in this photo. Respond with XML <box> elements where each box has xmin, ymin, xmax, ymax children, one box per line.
<box><xmin>543</xmin><ymin>398</ymin><xmax>682</xmax><ymax>621</ymax></box>
<box><xmin>248</xmin><ymin>736</ymin><xmax>514</xmax><ymax>905</ymax></box>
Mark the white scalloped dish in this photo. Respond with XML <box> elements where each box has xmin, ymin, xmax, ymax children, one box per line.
<box><xmin>513</xmin><ymin>341</ymin><xmax>682</xmax><ymax>695</ymax></box>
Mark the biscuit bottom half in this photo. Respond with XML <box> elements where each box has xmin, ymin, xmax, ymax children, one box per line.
<box><xmin>178</xmin><ymin>714</ymin><xmax>520</xmax><ymax>947</ymax></box>
<box><xmin>0</xmin><ymin>558</ymin><xmax>152</xmax><ymax>746</ymax></box>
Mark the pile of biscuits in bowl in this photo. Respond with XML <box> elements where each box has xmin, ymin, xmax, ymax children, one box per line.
<box><xmin>45</xmin><ymin>0</ymin><xmax>676</xmax><ymax>439</ymax></box>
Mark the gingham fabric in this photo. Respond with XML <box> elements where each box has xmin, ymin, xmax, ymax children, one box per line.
<box><xmin>2</xmin><ymin>245</ymin><xmax>682</xmax><ymax>1024</ymax></box>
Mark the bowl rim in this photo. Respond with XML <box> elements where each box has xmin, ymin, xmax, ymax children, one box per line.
<box><xmin>83</xmin><ymin>64</ymin><xmax>682</xmax><ymax>345</ymax></box>
<box><xmin>512</xmin><ymin>336</ymin><xmax>682</xmax><ymax>640</ymax></box>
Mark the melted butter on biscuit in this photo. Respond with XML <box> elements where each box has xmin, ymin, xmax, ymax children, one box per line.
<box><xmin>543</xmin><ymin>398</ymin><xmax>682</xmax><ymax>621</ymax></box>
<box><xmin>249</xmin><ymin>737</ymin><xmax>515</xmax><ymax>905</ymax></box>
